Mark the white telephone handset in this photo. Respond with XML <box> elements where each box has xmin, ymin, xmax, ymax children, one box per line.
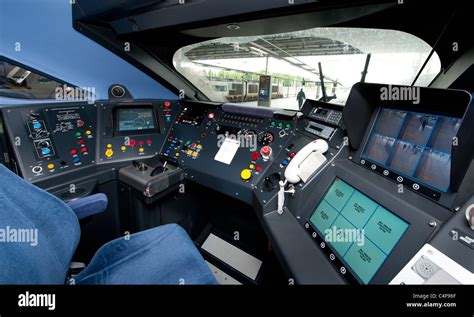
<box><xmin>284</xmin><ymin>139</ymin><xmax>329</xmax><ymax>184</ymax></box>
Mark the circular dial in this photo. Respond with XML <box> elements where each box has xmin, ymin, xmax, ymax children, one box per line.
<box><xmin>257</xmin><ymin>131</ymin><xmax>274</xmax><ymax>146</ymax></box>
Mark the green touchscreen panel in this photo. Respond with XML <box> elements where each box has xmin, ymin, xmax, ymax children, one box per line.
<box><xmin>310</xmin><ymin>178</ymin><xmax>409</xmax><ymax>284</ymax></box>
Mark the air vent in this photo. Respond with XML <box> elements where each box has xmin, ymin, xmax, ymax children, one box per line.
<box><xmin>111</xmin><ymin>85</ymin><xmax>126</xmax><ymax>98</ymax></box>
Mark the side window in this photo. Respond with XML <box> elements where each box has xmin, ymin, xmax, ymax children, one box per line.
<box><xmin>0</xmin><ymin>59</ymin><xmax>63</xmax><ymax>99</ymax></box>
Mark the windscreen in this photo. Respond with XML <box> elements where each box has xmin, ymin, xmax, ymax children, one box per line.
<box><xmin>173</xmin><ymin>28</ymin><xmax>440</xmax><ymax>110</ymax></box>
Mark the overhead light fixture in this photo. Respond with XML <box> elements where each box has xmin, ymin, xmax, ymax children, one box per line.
<box><xmin>226</xmin><ymin>24</ymin><xmax>240</xmax><ymax>30</ymax></box>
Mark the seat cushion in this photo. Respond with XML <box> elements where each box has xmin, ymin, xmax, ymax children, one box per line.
<box><xmin>75</xmin><ymin>224</ymin><xmax>217</xmax><ymax>285</ymax></box>
<box><xmin>0</xmin><ymin>164</ymin><xmax>80</xmax><ymax>284</ymax></box>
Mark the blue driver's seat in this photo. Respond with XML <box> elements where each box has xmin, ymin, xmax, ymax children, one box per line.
<box><xmin>0</xmin><ymin>164</ymin><xmax>216</xmax><ymax>285</ymax></box>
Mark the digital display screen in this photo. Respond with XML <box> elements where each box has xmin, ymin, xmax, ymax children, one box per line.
<box><xmin>118</xmin><ymin>108</ymin><xmax>156</xmax><ymax>132</ymax></box>
<box><xmin>362</xmin><ymin>108</ymin><xmax>461</xmax><ymax>191</ymax></box>
<box><xmin>309</xmin><ymin>179</ymin><xmax>409</xmax><ymax>284</ymax></box>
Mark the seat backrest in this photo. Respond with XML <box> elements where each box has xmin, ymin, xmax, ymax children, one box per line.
<box><xmin>0</xmin><ymin>164</ymin><xmax>80</xmax><ymax>284</ymax></box>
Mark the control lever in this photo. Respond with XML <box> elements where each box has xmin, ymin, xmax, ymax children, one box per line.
<box><xmin>277</xmin><ymin>180</ymin><xmax>295</xmax><ymax>215</ymax></box>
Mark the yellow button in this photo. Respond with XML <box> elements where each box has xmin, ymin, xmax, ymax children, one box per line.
<box><xmin>249</xmin><ymin>164</ymin><xmax>255</xmax><ymax>169</ymax></box>
<box><xmin>106</xmin><ymin>143</ymin><xmax>113</xmax><ymax>149</ymax></box>
<box><xmin>196</xmin><ymin>144</ymin><xmax>202</xmax><ymax>149</ymax></box>
<box><xmin>121</xmin><ymin>146</ymin><xmax>127</xmax><ymax>151</ymax></box>
<box><xmin>47</xmin><ymin>163</ymin><xmax>55</xmax><ymax>170</ymax></box>
<box><xmin>192</xmin><ymin>151</ymin><xmax>198</xmax><ymax>158</ymax></box>
<box><xmin>105</xmin><ymin>149</ymin><xmax>113</xmax><ymax>158</ymax></box>
<box><xmin>85</xmin><ymin>130</ymin><xmax>92</xmax><ymax>135</ymax></box>
<box><xmin>139</xmin><ymin>148</ymin><xmax>145</xmax><ymax>153</ymax></box>
<box><xmin>175</xmin><ymin>152</ymin><xmax>180</xmax><ymax>157</ymax></box>
<box><xmin>186</xmin><ymin>150</ymin><xmax>192</xmax><ymax>155</ymax></box>
<box><xmin>240</xmin><ymin>169</ymin><xmax>252</xmax><ymax>181</ymax></box>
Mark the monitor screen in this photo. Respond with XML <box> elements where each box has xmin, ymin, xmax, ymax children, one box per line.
<box><xmin>118</xmin><ymin>108</ymin><xmax>156</xmax><ymax>132</ymax></box>
<box><xmin>362</xmin><ymin>108</ymin><xmax>461</xmax><ymax>191</ymax></box>
<box><xmin>309</xmin><ymin>178</ymin><xmax>409</xmax><ymax>284</ymax></box>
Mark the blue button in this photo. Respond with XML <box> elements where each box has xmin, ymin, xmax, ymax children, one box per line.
<box><xmin>73</xmin><ymin>157</ymin><xmax>81</xmax><ymax>163</ymax></box>
<box><xmin>41</xmin><ymin>148</ymin><xmax>51</xmax><ymax>155</ymax></box>
<box><xmin>281</xmin><ymin>159</ymin><xmax>289</xmax><ymax>166</ymax></box>
<box><xmin>33</xmin><ymin>122</ymin><xmax>42</xmax><ymax>129</ymax></box>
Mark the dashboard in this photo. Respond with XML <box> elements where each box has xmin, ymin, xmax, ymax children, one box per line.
<box><xmin>0</xmin><ymin>82</ymin><xmax>473</xmax><ymax>285</ymax></box>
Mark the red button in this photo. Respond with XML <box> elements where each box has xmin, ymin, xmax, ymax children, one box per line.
<box><xmin>168</xmin><ymin>136</ymin><xmax>173</xmax><ymax>140</ymax></box>
<box><xmin>261</xmin><ymin>146</ymin><xmax>271</xmax><ymax>157</ymax></box>
<box><xmin>77</xmin><ymin>120</ymin><xmax>85</xmax><ymax>127</ymax></box>
<box><xmin>164</xmin><ymin>101</ymin><xmax>171</xmax><ymax>108</ymax></box>
<box><xmin>70</xmin><ymin>149</ymin><xmax>77</xmax><ymax>155</ymax></box>
<box><xmin>208</xmin><ymin>113</ymin><xmax>215</xmax><ymax>120</ymax></box>
<box><xmin>147</xmin><ymin>139</ymin><xmax>152</xmax><ymax>145</ymax></box>
<box><xmin>130</xmin><ymin>139</ymin><xmax>137</xmax><ymax>147</ymax></box>
<box><xmin>290</xmin><ymin>152</ymin><xmax>296</xmax><ymax>158</ymax></box>
<box><xmin>256</xmin><ymin>166</ymin><xmax>262</xmax><ymax>172</ymax></box>
<box><xmin>139</xmin><ymin>140</ymin><xmax>144</xmax><ymax>146</ymax></box>
<box><xmin>81</xmin><ymin>147</ymin><xmax>88</xmax><ymax>152</ymax></box>
<box><xmin>78</xmin><ymin>138</ymin><xmax>85</xmax><ymax>145</ymax></box>
<box><xmin>251</xmin><ymin>151</ymin><xmax>260</xmax><ymax>161</ymax></box>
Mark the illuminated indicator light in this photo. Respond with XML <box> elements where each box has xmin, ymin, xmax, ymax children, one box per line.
<box><xmin>130</xmin><ymin>140</ymin><xmax>137</xmax><ymax>147</ymax></box>
<box><xmin>77</xmin><ymin>120</ymin><xmax>85</xmax><ymax>127</ymax></box>
<box><xmin>290</xmin><ymin>152</ymin><xmax>296</xmax><ymax>158</ymax></box>
<box><xmin>147</xmin><ymin>140</ymin><xmax>152</xmax><ymax>145</ymax></box>
<box><xmin>106</xmin><ymin>144</ymin><xmax>113</xmax><ymax>149</ymax></box>
<box><xmin>41</xmin><ymin>148</ymin><xmax>51</xmax><ymax>155</ymax></box>
<box><xmin>175</xmin><ymin>153</ymin><xmax>180</xmax><ymax>157</ymax></box>
<box><xmin>186</xmin><ymin>150</ymin><xmax>192</xmax><ymax>155</ymax></box>
<box><xmin>196</xmin><ymin>144</ymin><xmax>202</xmax><ymax>149</ymax></box>
<box><xmin>277</xmin><ymin>122</ymin><xmax>283</xmax><ymax>128</ymax></box>
<box><xmin>121</xmin><ymin>146</ymin><xmax>127</xmax><ymax>151</ymax></box>
<box><xmin>75</xmin><ymin>132</ymin><xmax>82</xmax><ymax>137</ymax></box>
<box><xmin>139</xmin><ymin>148</ymin><xmax>145</xmax><ymax>153</ymax></box>
<box><xmin>81</xmin><ymin>147</ymin><xmax>88</xmax><ymax>152</ymax></box>
<box><xmin>47</xmin><ymin>163</ymin><xmax>55</xmax><ymax>170</ymax></box>
<box><xmin>105</xmin><ymin>149</ymin><xmax>114</xmax><ymax>158</ymax></box>
<box><xmin>249</xmin><ymin>164</ymin><xmax>255</xmax><ymax>169</ymax></box>
<box><xmin>70</xmin><ymin>149</ymin><xmax>78</xmax><ymax>155</ymax></box>
<box><xmin>33</xmin><ymin>122</ymin><xmax>42</xmax><ymax>129</ymax></box>
<box><xmin>285</xmin><ymin>123</ymin><xmax>291</xmax><ymax>129</ymax></box>
<box><xmin>240</xmin><ymin>169</ymin><xmax>252</xmax><ymax>181</ymax></box>
<box><xmin>139</xmin><ymin>140</ymin><xmax>144</xmax><ymax>146</ymax></box>
<box><xmin>73</xmin><ymin>157</ymin><xmax>81</xmax><ymax>163</ymax></box>
<box><xmin>255</xmin><ymin>166</ymin><xmax>262</xmax><ymax>172</ymax></box>
<box><xmin>261</xmin><ymin>146</ymin><xmax>271</xmax><ymax>157</ymax></box>
<box><xmin>164</xmin><ymin>101</ymin><xmax>171</xmax><ymax>108</ymax></box>
<box><xmin>251</xmin><ymin>151</ymin><xmax>260</xmax><ymax>161</ymax></box>
<box><xmin>85</xmin><ymin>130</ymin><xmax>92</xmax><ymax>135</ymax></box>
<box><xmin>208</xmin><ymin>113</ymin><xmax>215</xmax><ymax>120</ymax></box>
<box><xmin>192</xmin><ymin>151</ymin><xmax>198</xmax><ymax>158</ymax></box>
<box><xmin>270</xmin><ymin>121</ymin><xmax>276</xmax><ymax>127</ymax></box>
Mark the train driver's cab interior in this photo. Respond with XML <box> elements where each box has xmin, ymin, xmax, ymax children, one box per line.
<box><xmin>0</xmin><ymin>0</ymin><xmax>473</xmax><ymax>290</ymax></box>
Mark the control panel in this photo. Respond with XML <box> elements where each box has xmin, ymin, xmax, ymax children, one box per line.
<box><xmin>98</xmin><ymin>100</ymin><xmax>178</xmax><ymax>163</ymax></box>
<box><xmin>3</xmin><ymin>104</ymin><xmax>97</xmax><ymax>181</ymax></box>
<box><xmin>160</xmin><ymin>102</ymin><xmax>296</xmax><ymax>202</ymax></box>
<box><xmin>308</xmin><ymin>106</ymin><xmax>343</xmax><ymax>126</ymax></box>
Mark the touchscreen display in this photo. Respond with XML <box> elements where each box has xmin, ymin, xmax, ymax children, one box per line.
<box><xmin>309</xmin><ymin>178</ymin><xmax>409</xmax><ymax>284</ymax></box>
<box><xmin>118</xmin><ymin>108</ymin><xmax>156</xmax><ymax>132</ymax></box>
<box><xmin>362</xmin><ymin>108</ymin><xmax>461</xmax><ymax>191</ymax></box>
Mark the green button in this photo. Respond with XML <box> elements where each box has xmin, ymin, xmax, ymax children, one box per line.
<box><xmin>277</xmin><ymin>122</ymin><xmax>283</xmax><ymax>127</ymax></box>
<box><xmin>270</xmin><ymin>121</ymin><xmax>276</xmax><ymax>126</ymax></box>
<box><xmin>75</xmin><ymin>132</ymin><xmax>82</xmax><ymax>137</ymax></box>
<box><xmin>285</xmin><ymin>123</ymin><xmax>291</xmax><ymax>129</ymax></box>
<box><xmin>185</xmin><ymin>140</ymin><xmax>191</xmax><ymax>145</ymax></box>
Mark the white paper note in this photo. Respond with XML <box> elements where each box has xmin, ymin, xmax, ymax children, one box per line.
<box><xmin>214</xmin><ymin>138</ymin><xmax>240</xmax><ymax>165</ymax></box>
